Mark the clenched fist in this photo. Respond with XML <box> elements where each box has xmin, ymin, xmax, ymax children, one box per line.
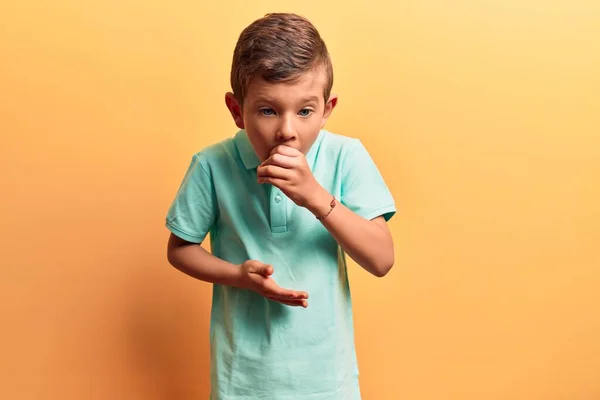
<box><xmin>257</xmin><ymin>145</ymin><xmax>323</xmax><ymax>208</ymax></box>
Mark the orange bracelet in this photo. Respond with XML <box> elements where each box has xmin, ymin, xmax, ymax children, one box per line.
<box><xmin>316</xmin><ymin>197</ymin><xmax>337</xmax><ymax>221</ymax></box>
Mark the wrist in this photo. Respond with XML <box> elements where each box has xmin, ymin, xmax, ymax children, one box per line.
<box><xmin>227</xmin><ymin>263</ymin><xmax>246</xmax><ymax>289</ymax></box>
<box><xmin>306</xmin><ymin>186</ymin><xmax>334</xmax><ymax>218</ymax></box>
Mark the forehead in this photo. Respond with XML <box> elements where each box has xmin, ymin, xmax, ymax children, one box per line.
<box><xmin>245</xmin><ymin>65</ymin><xmax>328</xmax><ymax>104</ymax></box>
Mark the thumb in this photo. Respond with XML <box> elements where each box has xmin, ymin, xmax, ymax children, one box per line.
<box><xmin>250</xmin><ymin>263</ymin><xmax>273</xmax><ymax>277</ymax></box>
<box><xmin>257</xmin><ymin>264</ymin><xmax>273</xmax><ymax>278</ymax></box>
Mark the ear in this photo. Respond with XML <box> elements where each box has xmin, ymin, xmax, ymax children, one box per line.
<box><xmin>321</xmin><ymin>94</ymin><xmax>338</xmax><ymax>128</ymax></box>
<box><xmin>225</xmin><ymin>92</ymin><xmax>244</xmax><ymax>129</ymax></box>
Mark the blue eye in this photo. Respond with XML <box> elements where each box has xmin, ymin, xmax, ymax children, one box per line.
<box><xmin>298</xmin><ymin>109</ymin><xmax>312</xmax><ymax>117</ymax></box>
<box><xmin>260</xmin><ymin>108</ymin><xmax>275</xmax><ymax>116</ymax></box>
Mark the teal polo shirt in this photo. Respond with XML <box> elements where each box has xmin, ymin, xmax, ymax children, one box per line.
<box><xmin>166</xmin><ymin>129</ymin><xmax>395</xmax><ymax>400</ymax></box>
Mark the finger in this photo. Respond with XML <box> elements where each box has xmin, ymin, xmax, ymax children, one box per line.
<box><xmin>270</xmin><ymin>145</ymin><xmax>301</xmax><ymax>157</ymax></box>
<box><xmin>266</xmin><ymin>292</ymin><xmax>307</xmax><ymax>301</ymax></box>
<box><xmin>266</xmin><ymin>296</ymin><xmax>308</xmax><ymax>307</ymax></box>
<box><xmin>264</xmin><ymin>282</ymin><xmax>309</xmax><ymax>300</ymax></box>
<box><xmin>257</xmin><ymin>176</ymin><xmax>287</xmax><ymax>187</ymax></box>
<box><xmin>261</xmin><ymin>153</ymin><xmax>296</xmax><ymax>169</ymax></box>
<box><xmin>250</xmin><ymin>263</ymin><xmax>273</xmax><ymax>277</ymax></box>
<box><xmin>277</xmin><ymin>299</ymin><xmax>308</xmax><ymax>308</ymax></box>
<box><xmin>257</xmin><ymin>165</ymin><xmax>292</xmax><ymax>180</ymax></box>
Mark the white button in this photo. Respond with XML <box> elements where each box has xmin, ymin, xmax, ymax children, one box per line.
<box><xmin>275</xmin><ymin>195</ymin><xmax>282</xmax><ymax>203</ymax></box>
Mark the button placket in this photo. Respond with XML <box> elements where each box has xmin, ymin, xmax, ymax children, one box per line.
<box><xmin>270</xmin><ymin>189</ymin><xmax>287</xmax><ymax>233</ymax></box>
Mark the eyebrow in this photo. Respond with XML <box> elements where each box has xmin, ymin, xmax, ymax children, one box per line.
<box><xmin>254</xmin><ymin>95</ymin><xmax>320</xmax><ymax>104</ymax></box>
<box><xmin>300</xmin><ymin>96</ymin><xmax>320</xmax><ymax>103</ymax></box>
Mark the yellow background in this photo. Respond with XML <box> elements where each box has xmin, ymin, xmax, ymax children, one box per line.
<box><xmin>1</xmin><ymin>0</ymin><xmax>599</xmax><ymax>399</ymax></box>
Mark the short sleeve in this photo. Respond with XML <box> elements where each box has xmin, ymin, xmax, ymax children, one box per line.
<box><xmin>165</xmin><ymin>154</ymin><xmax>217</xmax><ymax>243</ymax></box>
<box><xmin>340</xmin><ymin>140</ymin><xmax>396</xmax><ymax>222</ymax></box>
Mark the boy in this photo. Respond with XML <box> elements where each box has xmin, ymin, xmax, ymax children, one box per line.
<box><xmin>166</xmin><ymin>13</ymin><xmax>396</xmax><ymax>400</ymax></box>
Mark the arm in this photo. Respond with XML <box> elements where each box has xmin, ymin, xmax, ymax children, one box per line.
<box><xmin>307</xmin><ymin>189</ymin><xmax>394</xmax><ymax>277</ymax></box>
<box><xmin>165</xmin><ymin>154</ymin><xmax>308</xmax><ymax>307</ymax></box>
<box><xmin>167</xmin><ymin>233</ymin><xmax>309</xmax><ymax>306</ymax></box>
<box><xmin>257</xmin><ymin>144</ymin><xmax>395</xmax><ymax>278</ymax></box>
<box><xmin>167</xmin><ymin>233</ymin><xmax>243</xmax><ymax>286</ymax></box>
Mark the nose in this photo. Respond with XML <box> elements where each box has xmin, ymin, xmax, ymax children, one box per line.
<box><xmin>277</xmin><ymin>115</ymin><xmax>296</xmax><ymax>142</ymax></box>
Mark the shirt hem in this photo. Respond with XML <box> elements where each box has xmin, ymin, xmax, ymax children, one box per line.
<box><xmin>165</xmin><ymin>221</ymin><xmax>205</xmax><ymax>243</ymax></box>
<box><xmin>361</xmin><ymin>205</ymin><xmax>396</xmax><ymax>222</ymax></box>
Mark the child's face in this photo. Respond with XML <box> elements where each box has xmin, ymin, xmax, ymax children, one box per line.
<box><xmin>226</xmin><ymin>65</ymin><xmax>337</xmax><ymax>162</ymax></box>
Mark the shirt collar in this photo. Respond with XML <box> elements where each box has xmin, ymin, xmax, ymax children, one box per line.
<box><xmin>234</xmin><ymin>129</ymin><xmax>325</xmax><ymax>170</ymax></box>
<box><xmin>234</xmin><ymin>130</ymin><xmax>261</xmax><ymax>170</ymax></box>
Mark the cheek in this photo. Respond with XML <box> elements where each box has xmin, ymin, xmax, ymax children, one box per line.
<box><xmin>298</xmin><ymin>124</ymin><xmax>322</xmax><ymax>153</ymax></box>
<box><xmin>244</xmin><ymin>122</ymin><xmax>271</xmax><ymax>159</ymax></box>
<box><xmin>245</xmin><ymin>115</ymin><xmax>271</xmax><ymax>133</ymax></box>
<box><xmin>247</xmin><ymin>138</ymin><xmax>269</xmax><ymax>161</ymax></box>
